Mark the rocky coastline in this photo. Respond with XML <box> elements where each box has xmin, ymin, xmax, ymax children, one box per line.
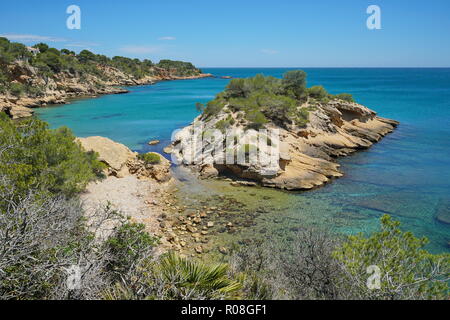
<box><xmin>76</xmin><ymin>135</ymin><xmax>234</xmax><ymax>257</ymax></box>
<box><xmin>170</xmin><ymin>99</ymin><xmax>399</xmax><ymax>191</ymax></box>
<box><xmin>0</xmin><ymin>61</ymin><xmax>212</xmax><ymax>119</ymax></box>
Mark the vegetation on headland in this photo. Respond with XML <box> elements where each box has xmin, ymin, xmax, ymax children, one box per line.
<box><xmin>196</xmin><ymin>71</ymin><xmax>355</xmax><ymax>130</ymax></box>
<box><xmin>0</xmin><ymin>37</ymin><xmax>202</xmax><ymax>98</ymax></box>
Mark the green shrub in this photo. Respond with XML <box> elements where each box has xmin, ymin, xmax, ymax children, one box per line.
<box><xmin>0</xmin><ymin>114</ymin><xmax>104</xmax><ymax>200</ymax></box>
<box><xmin>335</xmin><ymin>93</ymin><xmax>354</xmax><ymax>102</ymax></box>
<box><xmin>156</xmin><ymin>59</ymin><xmax>200</xmax><ymax>76</ymax></box>
<box><xmin>105</xmin><ymin>222</ymin><xmax>159</xmax><ymax>280</ymax></box>
<box><xmin>282</xmin><ymin>70</ymin><xmax>307</xmax><ymax>100</ymax></box>
<box><xmin>307</xmin><ymin>85</ymin><xmax>329</xmax><ymax>102</ymax></box>
<box><xmin>334</xmin><ymin>215</ymin><xmax>450</xmax><ymax>299</ymax></box>
<box><xmin>295</xmin><ymin>108</ymin><xmax>310</xmax><ymax>127</ymax></box>
<box><xmin>9</xmin><ymin>82</ymin><xmax>24</xmax><ymax>96</ymax></box>
<box><xmin>215</xmin><ymin>119</ymin><xmax>229</xmax><ymax>132</ymax></box>
<box><xmin>245</xmin><ymin>110</ymin><xmax>268</xmax><ymax>129</ymax></box>
<box><xmin>138</xmin><ymin>152</ymin><xmax>161</xmax><ymax>165</ymax></box>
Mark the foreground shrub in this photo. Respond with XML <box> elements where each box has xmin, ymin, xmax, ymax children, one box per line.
<box><xmin>0</xmin><ymin>114</ymin><xmax>104</xmax><ymax>201</ymax></box>
<box><xmin>0</xmin><ymin>179</ymin><xmax>120</xmax><ymax>300</ymax></box>
<box><xmin>231</xmin><ymin>215</ymin><xmax>450</xmax><ymax>300</ymax></box>
<box><xmin>104</xmin><ymin>252</ymin><xmax>242</xmax><ymax>300</ymax></box>
<box><xmin>105</xmin><ymin>222</ymin><xmax>158</xmax><ymax>281</ymax></box>
<box><xmin>334</xmin><ymin>215</ymin><xmax>450</xmax><ymax>300</ymax></box>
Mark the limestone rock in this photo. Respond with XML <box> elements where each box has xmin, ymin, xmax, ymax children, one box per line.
<box><xmin>171</xmin><ymin>99</ymin><xmax>399</xmax><ymax>191</ymax></box>
<box><xmin>7</xmin><ymin>105</ymin><xmax>34</xmax><ymax>119</ymax></box>
<box><xmin>148</xmin><ymin>140</ymin><xmax>160</xmax><ymax>146</ymax></box>
<box><xmin>76</xmin><ymin>136</ymin><xmax>137</xmax><ymax>172</ymax></box>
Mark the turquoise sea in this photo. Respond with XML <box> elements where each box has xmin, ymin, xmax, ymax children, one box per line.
<box><xmin>35</xmin><ymin>68</ymin><xmax>450</xmax><ymax>253</ymax></box>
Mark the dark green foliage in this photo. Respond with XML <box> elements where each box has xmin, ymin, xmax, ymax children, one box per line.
<box><xmin>0</xmin><ymin>37</ymin><xmax>32</xmax><ymax>64</ymax></box>
<box><xmin>231</xmin><ymin>215</ymin><xmax>450</xmax><ymax>300</ymax></box>
<box><xmin>9</xmin><ymin>82</ymin><xmax>25</xmax><ymax>96</ymax></box>
<box><xmin>156</xmin><ymin>59</ymin><xmax>201</xmax><ymax>76</ymax></box>
<box><xmin>33</xmin><ymin>43</ymin><xmax>49</xmax><ymax>53</ymax></box>
<box><xmin>110</xmin><ymin>56</ymin><xmax>153</xmax><ymax>78</ymax></box>
<box><xmin>335</xmin><ymin>93</ymin><xmax>354</xmax><ymax>102</ymax></box>
<box><xmin>0</xmin><ymin>39</ymin><xmax>201</xmax><ymax>98</ymax></box>
<box><xmin>60</xmin><ymin>49</ymin><xmax>75</xmax><ymax>56</ymax></box>
<box><xmin>138</xmin><ymin>152</ymin><xmax>161</xmax><ymax>165</ymax></box>
<box><xmin>245</xmin><ymin>110</ymin><xmax>268</xmax><ymax>129</ymax></box>
<box><xmin>78</xmin><ymin>50</ymin><xmax>96</xmax><ymax>63</ymax></box>
<box><xmin>0</xmin><ymin>114</ymin><xmax>104</xmax><ymax>200</ymax></box>
<box><xmin>203</xmin><ymin>72</ymin><xmax>309</xmax><ymax>128</ymax></box>
<box><xmin>200</xmin><ymin>71</ymin><xmax>357</xmax><ymax>129</ymax></box>
<box><xmin>105</xmin><ymin>222</ymin><xmax>158</xmax><ymax>279</ymax></box>
<box><xmin>334</xmin><ymin>215</ymin><xmax>450</xmax><ymax>299</ymax></box>
<box><xmin>307</xmin><ymin>85</ymin><xmax>329</xmax><ymax>103</ymax></box>
<box><xmin>36</xmin><ymin>49</ymin><xmax>63</xmax><ymax>73</ymax></box>
<box><xmin>282</xmin><ymin>70</ymin><xmax>307</xmax><ymax>100</ymax></box>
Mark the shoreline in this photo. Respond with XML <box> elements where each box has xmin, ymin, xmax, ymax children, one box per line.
<box><xmin>1</xmin><ymin>73</ymin><xmax>213</xmax><ymax>119</ymax></box>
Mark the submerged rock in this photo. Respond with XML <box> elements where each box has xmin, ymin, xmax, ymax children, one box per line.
<box><xmin>148</xmin><ymin>140</ymin><xmax>160</xmax><ymax>146</ymax></box>
<box><xmin>435</xmin><ymin>198</ymin><xmax>450</xmax><ymax>225</ymax></box>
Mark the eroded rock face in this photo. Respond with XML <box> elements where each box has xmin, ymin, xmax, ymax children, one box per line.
<box><xmin>1</xmin><ymin>60</ymin><xmax>212</xmax><ymax>119</ymax></box>
<box><xmin>128</xmin><ymin>153</ymin><xmax>172</xmax><ymax>182</ymax></box>
<box><xmin>77</xmin><ymin>136</ymin><xmax>137</xmax><ymax>173</ymax></box>
<box><xmin>76</xmin><ymin>136</ymin><xmax>171</xmax><ymax>182</ymax></box>
<box><xmin>170</xmin><ymin>99</ymin><xmax>399</xmax><ymax>191</ymax></box>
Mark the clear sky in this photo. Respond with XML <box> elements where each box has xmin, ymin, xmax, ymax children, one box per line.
<box><xmin>1</xmin><ymin>0</ymin><xmax>449</xmax><ymax>67</ymax></box>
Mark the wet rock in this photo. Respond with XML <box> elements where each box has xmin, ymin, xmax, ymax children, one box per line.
<box><xmin>218</xmin><ymin>247</ymin><xmax>229</xmax><ymax>255</ymax></box>
<box><xmin>207</xmin><ymin>221</ymin><xmax>215</xmax><ymax>228</ymax></box>
<box><xmin>148</xmin><ymin>140</ymin><xmax>160</xmax><ymax>146</ymax></box>
<box><xmin>193</xmin><ymin>217</ymin><xmax>202</xmax><ymax>224</ymax></box>
<box><xmin>195</xmin><ymin>246</ymin><xmax>203</xmax><ymax>254</ymax></box>
<box><xmin>186</xmin><ymin>225</ymin><xmax>197</xmax><ymax>233</ymax></box>
<box><xmin>163</xmin><ymin>146</ymin><xmax>173</xmax><ymax>154</ymax></box>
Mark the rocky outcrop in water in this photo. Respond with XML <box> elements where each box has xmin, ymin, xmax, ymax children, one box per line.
<box><xmin>170</xmin><ymin>99</ymin><xmax>398</xmax><ymax>191</ymax></box>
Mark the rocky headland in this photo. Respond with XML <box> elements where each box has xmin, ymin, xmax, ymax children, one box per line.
<box><xmin>169</xmin><ymin>71</ymin><xmax>399</xmax><ymax>191</ymax></box>
<box><xmin>0</xmin><ymin>38</ymin><xmax>211</xmax><ymax>119</ymax></box>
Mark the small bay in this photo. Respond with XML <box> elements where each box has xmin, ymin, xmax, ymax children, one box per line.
<box><xmin>35</xmin><ymin>68</ymin><xmax>450</xmax><ymax>253</ymax></box>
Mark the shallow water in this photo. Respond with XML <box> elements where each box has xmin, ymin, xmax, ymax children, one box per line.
<box><xmin>35</xmin><ymin>68</ymin><xmax>450</xmax><ymax>253</ymax></box>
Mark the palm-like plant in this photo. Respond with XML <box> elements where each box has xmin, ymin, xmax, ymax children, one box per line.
<box><xmin>103</xmin><ymin>252</ymin><xmax>242</xmax><ymax>300</ymax></box>
<box><xmin>155</xmin><ymin>252</ymin><xmax>242</xmax><ymax>300</ymax></box>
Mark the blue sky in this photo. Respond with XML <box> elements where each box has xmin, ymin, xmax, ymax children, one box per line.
<box><xmin>1</xmin><ymin>0</ymin><xmax>449</xmax><ymax>67</ymax></box>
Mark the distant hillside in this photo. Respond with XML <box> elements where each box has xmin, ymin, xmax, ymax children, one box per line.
<box><xmin>0</xmin><ymin>38</ymin><xmax>210</xmax><ymax>118</ymax></box>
